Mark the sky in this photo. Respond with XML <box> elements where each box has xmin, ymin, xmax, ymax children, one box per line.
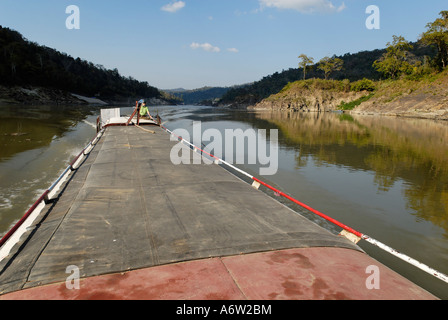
<box><xmin>0</xmin><ymin>0</ymin><xmax>447</xmax><ymax>90</ymax></box>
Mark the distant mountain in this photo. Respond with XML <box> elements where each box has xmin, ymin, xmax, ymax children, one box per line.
<box><xmin>168</xmin><ymin>86</ymin><xmax>233</xmax><ymax>105</ymax></box>
<box><xmin>164</xmin><ymin>88</ymin><xmax>188</xmax><ymax>93</ymax></box>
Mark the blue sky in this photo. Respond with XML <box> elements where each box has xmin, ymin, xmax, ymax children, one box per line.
<box><xmin>0</xmin><ymin>1</ymin><xmax>447</xmax><ymax>89</ymax></box>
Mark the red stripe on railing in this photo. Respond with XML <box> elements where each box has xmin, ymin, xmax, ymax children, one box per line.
<box><xmin>252</xmin><ymin>177</ymin><xmax>364</xmax><ymax>238</ymax></box>
<box><xmin>0</xmin><ymin>129</ymin><xmax>104</xmax><ymax>252</ymax></box>
<box><xmin>0</xmin><ymin>191</ymin><xmax>50</xmax><ymax>248</ymax></box>
<box><xmin>161</xmin><ymin>123</ymin><xmax>364</xmax><ymax>238</ymax></box>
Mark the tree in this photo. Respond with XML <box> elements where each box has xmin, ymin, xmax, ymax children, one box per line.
<box><xmin>0</xmin><ymin>27</ymin><xmax>163</xmax><ymax>98</ymax></box>
<box><xmin>373</xmin><ymin>35</ymin><xmax>414</xmax><ymax>79</ymax></box>
<box><xmin>318</xmin><ymin>56</ymin><xmax>344</xmax><ymax>80</ymax></box>
<box><xmin>298</xmin><ymin>54</ymin><xmax>314</xmax><ymax>80</ymax></box>
<box><xmin>420</xmin><ymin>11</ymin><xmax>448</xmax><ymax>69</ymax></box>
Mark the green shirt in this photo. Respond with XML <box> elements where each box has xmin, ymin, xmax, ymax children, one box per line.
<box><xmin>140</xmin><ymin>105</ymin><xmax>149</xmax><ymax>116</ymax></box>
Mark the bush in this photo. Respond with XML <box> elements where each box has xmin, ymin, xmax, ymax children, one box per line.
<box><xmin>351</xmin><ymin>78</ymin><xmax>376</xmax><ymax>92</ymax></box>
<box><xmin>340</xmin><ymin>79</ymin><xmax>351</xmax><ymax>92</ymax></box>
<box><xmin>279</xmin><ymin>82</ymin><xmax>293</xmax><ymax>93</ymax></box>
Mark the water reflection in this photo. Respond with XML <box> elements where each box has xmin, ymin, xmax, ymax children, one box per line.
<box><xmin>254</xmin><ymin>110</ymin><xmax>448</xmax><ymax>238</ymax></box>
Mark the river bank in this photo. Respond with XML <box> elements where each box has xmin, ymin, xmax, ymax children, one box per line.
<box><xmin>0</xmin><ymin>85</ymin><xmax>175</xmax><ymax>107</ymax></box>
<box><xmin>248</xmin><ymin>71</ymin><xmax>448</xmax><ymax>121</ymax></box>
<box><xmin>0</xmin><ymin>85</ymin><xmax>92</xmax><ymax>106</ymax></box>
<box><xmin>350</xmin><ymin>71</ymin><xmax>448</xmax><ymax>121</ymax></box>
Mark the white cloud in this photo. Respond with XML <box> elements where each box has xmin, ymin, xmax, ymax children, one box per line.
<box><xmin>161</xmin><ymin>1</ymin><xmax>186</xmax><ymax>13</ymax></box>
<box><xmin>259</xmin><ymin>0</ymin><xmax>346</xmax><ymax>14</ymax></box>
<box><xmin>227</xmin><ymin>48</ymin><xmax>239</xmax><ymax>53</ymax></box>
<box><xmin>190</xmin><ymin>42</ymin><xmax>221</xmax><ymax>53</ymax></box>
<box><xmin>336</xmin><ymin>2</ymin><xmax>346</xmax><ymax>12</ymax></box>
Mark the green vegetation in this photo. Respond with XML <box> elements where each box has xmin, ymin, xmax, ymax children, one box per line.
<box><xmin>373</xmin><ymin>35</ymin><xmax>414</xmax><ymax>79</ymax></box>
<box><xmin>350</xmin><ymin>78</ymin><xmax>376</xmax><ymax>92</ymax></box>
<box><xmin>279</xmin><ymin>78</ymin><xmax>347</xmax><ymax>93</ymax></box>
<box><xmin>361</xmin><ymin>68</ymin><xmax>448</xmax><ymax>104</ymax></box>
<box><xmin>271</xmin><ymin>78</ymin><xmax>353</xmax><ymax>101</ymax></box>
<box><xmin>318</xmin><ymin>56</ymin><xmax>344</xmax><ymax>80</ymax></box>
<box><xmin>0</xmin><ymin>26</ymin><xmax>163</xmax><ymax>101</ymax></box>
<box><xmin>372</xmin><ymin>11</ymin><xmax>447</xmax><ymax>80</ymax></box>
<box><xmin>420</xmin><ymin>11</ymin><xmax>448</xmax><ymax>69</ymax></box>
<box><xmin>219</xmin><ymin>44</ymin><xmax>431</xmax><ymax>106</ymax></box>
<box><xmin>167</xmin><ymin>86</ymin><xmax>232</xmax><ymax>105</ymax></box>
<box><xmin>338</xmin><ymin>93</ymin><xmax>375</xmax><ymax>111</ymax></box>
<box><xmin>221</xmin><ymin>11</ymin><xmax>447</xmax><ymax>108</ymax></box>
<box><xmin>298</xmin><ymin>54</ymin><xmax>314</xmax><ymax>80</ymax></box>
<box><xmin>264</xmin><ymin>78</ymin><xmax>377</xmax><ymax>111</ymax></box>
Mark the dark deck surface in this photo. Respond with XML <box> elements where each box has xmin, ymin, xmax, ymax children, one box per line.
<box><xmin>0</xmin><ymin>126</ymin><xmax>437</xmax><ymax>299</ymax></box>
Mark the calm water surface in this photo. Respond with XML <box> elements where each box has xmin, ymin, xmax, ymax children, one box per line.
<box><xmin>0</xmin><ymin>104</ymin><xmax>99</xmax><ymax>235</ymax></box>
<box><xmin>0</xmin><ymin>104</ymin><xmax>447</xmax><ymax>299</ymax></box>
<box><xmin>163</xmin><ymin>106</ymin><xmax>448</xmax><ymax>299</ymax></box>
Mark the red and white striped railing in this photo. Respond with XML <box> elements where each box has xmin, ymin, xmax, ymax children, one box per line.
<box><xmin>0</xmin><ymin>127</ymin><xmax>105</xmax><ymax>262</ymax></box>
<box><xmin>160</xmin><ymin>124</ymin><xmax>448</xmax><ymax>285</ymax></box>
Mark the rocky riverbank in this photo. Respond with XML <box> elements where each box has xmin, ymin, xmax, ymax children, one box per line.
<box><xmin>248</xmin><ymin>73</ymin><xmax>448</xmax><ymax>121</ymax></box>
<box><xmin>249</xmin><ymin>90</ymin><xmax>367</xmax><ymax>113</ymax></box>
<box><xmin>0</xmin><ymin>85</ymin><xmax>174</xmax><ymax>107</ymax></box>
<box><xmin>350</xmin><ymin>71</ymin><xmax>448</xmax><ymax>121</ymax></box>
<box><xmin>0</xmin><ymin>86</ymin><xmax>91</xmax><ymax>105</ymax></box>
<box><xmin>248</xmin><ymin>79</ymin><xmax>369</xmax><ymax>113</ymax></box>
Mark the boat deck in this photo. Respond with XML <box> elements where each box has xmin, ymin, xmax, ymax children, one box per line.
<box><xmin>0</xmin><ymin>125</ymin><xmax>437</xmax><ymax>300</ymax></box>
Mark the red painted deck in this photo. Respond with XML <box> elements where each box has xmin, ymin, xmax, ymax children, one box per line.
<box><xmin>0</xmin><ymin>248</ymin><xmax>437</xmax><ymax>300</ymax></box>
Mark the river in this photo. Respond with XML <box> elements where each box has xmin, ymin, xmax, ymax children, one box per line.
<box><xmin>0</xmin><ymin>104</ymin><xmax>447</xmax><ymax>299</ymax></box>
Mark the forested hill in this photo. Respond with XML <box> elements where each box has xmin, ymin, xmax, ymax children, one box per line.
<box><xmin>220</xmin><ymin>43</ymin><xmax>436</xmax><ymax>107</ymax></box>
<box><xmin>0</xmin><ymin>26</ymin><xmax>162</xmax><ymax>101</ymax></box>
<box><xmin>166</xmin><ymin>86</ymin><xmax>238</xmax><ymax>105</ymax></box>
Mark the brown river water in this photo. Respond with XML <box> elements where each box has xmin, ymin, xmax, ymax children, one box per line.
<box><xmin>0</xmin><ymin>104</ymin><xmax>447</xmax><ymax>299</ymax></box>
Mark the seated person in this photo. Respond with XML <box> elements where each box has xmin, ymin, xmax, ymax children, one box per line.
<box><xmin>139</xmin><ymin>101</ymin><xmax>154</xmax><ymax>121</ymax></box>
